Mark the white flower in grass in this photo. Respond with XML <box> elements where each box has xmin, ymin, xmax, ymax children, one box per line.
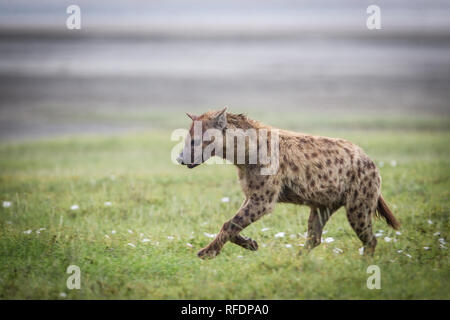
<box><xmin>324</xmin><ymin>237</ymin><xmax>334</xmax><ymax>243</ymax></box>
<box><xmin>127</xmin><ymin>243</ymin><xmax>136</xmax><ymax>248</ymax></box>
<box><xmin>439</xmin><ymin>238</ymin><xmax>446</xmax><ymax>245</ymax></box>
<box><xmin>299</xmin><ymin>232</ymin><xmax>308</xmax><ymax>239</ymax></box>
<box><xmin>396</xmin><ymin>231</ymin><xmax>402</xmax><ymax>236</ymax></box>
<box><xmin>261</xmin><ymin>227</ymin><xmax>270</xmax><ymax>232</ymax></box>
<box><xmin>427</xmin><ymin>219</ymin><xmax>433</xmax><ymax>225</ymax></box>
<box><xmin>167</xmin><ymin>236</ymin><xmax>174</xmax><ymax>240</ymax></box>
<box><xmin>141</xmin><ymin>238</ymin><xmax>150</xmax><ymax>243</ymax></box>
<box><xmin>139</xmin><ymin>233</ymin><xmax>144</xmax><ymax>238</ymax></box>
<box><xmin>290</xmin><ymin>234</ymin><xmax>296</xmax><ymax>239</ymax></box>
<box><xmin>105</xmin><ymin>234</ymin><xmax>110</xmax><ymax>239</ymax></box>
<box><xmin>186</xmin><ymin>243</ymin><xmax>193</xmax><ymax>248</ymax></box>
<box><xmin>298</xmin><ymin>243</ymin><xmax>305</xmax><ymax>247</ymax></box>
<box><xmin>404</xmin><ymin>253</ymin><xmax>412</xmax><ymax>258</ymax></box>
<box><xmin>70</xmin><ymin>204</ymin><xmax>79</xmax><ymax>210</ymax></box>
<box><xmin>59</xmin><ymin>292</ymin><xmax>67</xmax><ymax>298</ymax></box>
<box><xmin>274</xmin><ymin>232</ymin><xmax>285</xmax><ymax>238</ymax></box>
<box><xmin>389</xmin><ymin>259</ymin><xmax>396</xmax><ymax>263</ymax></box>
<box><xmin>393</xmin><ymin>238</ymin><xmax>398</xmax><ymax>243</ymax></box>
<box><xmin>333</xmin><ymin>248</ymin><xmax>343</xmax><ymax>254</ymax></box>
<box><xmin>433</xmin><ymin>232</ymin><xmax>440</xmax><ymax>237</ymax></box>
<box><xmin>36</xmin><ymin>228</ymin><xmax>46</xmax><ymax>234</ymax></box>
<box><xmin>111</xmin><ymin>230</ymin><xmax>116</xmax><ymax>235</ymax></box>
<box><xmin>384</xmin><ymin>237</ymin><xmax>392</xmax><ymax>242</ymax></box>
<box><xmin>23</xmin><ymin>229</ymin><xmax>32</xmax><ymax>234</ymax></box>
<box><xmin>285</xmin><ymin>244</ymin><xmax>292</xmax><ymax>248</ymax></box>
<box><xmin>440</xmin><ymin>244</ymin><xmax>447</xmax><ymax>250</ymax></box>
<box><xmin>262</xmin><ymin>243</ymin><xmax>267</xmax><ymax>248</ymax></box>
<box><xmin>237</xmin><ymin>255</ymin><xmax>243</xmax><ymax>259</ymax></box>
<box><xmin>2</xmin><ymin>201</ymin><xmax>11</xmax><ymax>208</ymax></box>
<box><xmin>375</xmin><ymin>232</ymin><xmax>383</xmax><ymax>238</ymax></box>
<box><xmin>127</xmin><ymin>229</ymin><xmax>133</xmax><ymax>234</ymax></box>
<box><xmin>323</xmin><ymin>230</ymin><xmax>328</xmax><ymax>234</ymax></box>
<box><xmin>397</xmin><ymin>249</ymin><xmax>403</xmax><ymax>253</ymax></box>
<box><xmin>423</xmin><ymin>247</ymin><xmax>430</xmax><ymax>250</ymax></box>
<box><xmin>204</xmin><ymin>232</ymin><xmax>216</xmax><ymax>238</ymax></box>
<box><xmin>390</xmin><ymin>160</ymin><xmax>397</xmax><ymax>167</ymax></box>
<box><xmin>104</xmin><ymin>201</ymin><xmax>112</xmax><ymax>207</ymax></box>
<box><xmin>358</xmin><ymin>247</ymin><xmax>364</xmax><ymax>255</ymax></box>
<box><xmin>377</xmin><ymin>230</ymin><xmax>384</xmax><ymax>234</ymax></box>
<box><xmin>221</xmin><ymin>197</ymin><xmax>230</xmax><ymax>203</ymax></box>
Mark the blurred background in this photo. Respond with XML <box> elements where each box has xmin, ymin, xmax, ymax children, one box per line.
<box><xmin>0</xmin><ymin>0</ymin><xmax>449</xmax><ymax>140</ymax></box>
<box><xmin>0</xmin><ymin>1</ymin><xmax>449</xmax><ymax>300</ymax></box>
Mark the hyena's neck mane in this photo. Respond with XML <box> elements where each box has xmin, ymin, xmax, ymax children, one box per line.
<box><xmin>226</xmin><ymin>113</ymin><xmax>270</xmax><ymax>130</ymax></box>
<box><xmin>222</xmin><ymin>113</ymin><xmax>276</xmax><ymax>169</ymax></box>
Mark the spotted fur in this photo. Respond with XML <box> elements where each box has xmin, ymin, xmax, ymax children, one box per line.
<box><xmin>179</xmin><ymin>109</ymin><xmax>400</xmax><ymax>259</ymax></box>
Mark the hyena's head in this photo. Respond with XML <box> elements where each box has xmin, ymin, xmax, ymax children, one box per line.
<box><xmin>177</xmin><ymin>107</ymin><xmax>227</xmax><ymax>169</ymax></box>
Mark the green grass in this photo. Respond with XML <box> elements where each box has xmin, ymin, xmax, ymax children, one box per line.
<box><xmin>0</xmin><ymin>117</ymin><xmax>449</xmax><ymax>299</ymax></box>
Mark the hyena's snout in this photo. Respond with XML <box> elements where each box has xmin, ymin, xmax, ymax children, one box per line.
<box><xmin>177</xmin><ymin>152</ymin><xmax>199</xmax><ymax>169</ymax></box>
<box><xmin>176</xmin><ymin>153</ymin><xmax>185</xmax><ymax>165</ymax></box>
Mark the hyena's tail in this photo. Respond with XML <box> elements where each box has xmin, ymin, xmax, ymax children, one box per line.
<box><xmin>376</xmin><ymin>195</ymin><xmax>401</xmax><ymax>230</ymax></box>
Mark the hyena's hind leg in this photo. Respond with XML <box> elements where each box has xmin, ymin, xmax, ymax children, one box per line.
<box><xmin>345</xmin><ymin>191</ymin><xmax>378</xmax><ymax>256</ymax></box>
<box><xmin>303</xmin><ymin>206</ymin><xmax>337</xmax><ymax>252</ymax></box>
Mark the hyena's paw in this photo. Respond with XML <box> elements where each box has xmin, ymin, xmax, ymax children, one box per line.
<box><xmin>231</xmin><ymin>235</ymin><xmax>258</xmax><ymax>251</ymax></box>
<box><xmin>197</xmin><ymin>246</ymin><xmax>219</xmax><ymax>259</ymax></box>
<box><xmin>242</xmin><ymin>238</ymin><xmax>258</xmax><ymax>251</ymax></box>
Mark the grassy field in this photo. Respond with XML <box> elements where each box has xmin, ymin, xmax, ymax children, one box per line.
<box><xmin>0</xmin><ymin>116</ymin><xmax>449</xmax><ymax>299</ymax></box>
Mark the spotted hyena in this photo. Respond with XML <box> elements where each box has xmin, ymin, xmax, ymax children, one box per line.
<box><xmin>177</xmin><ymin>107</ymin><xmax>400</xmax><ymax>259</ymax></box>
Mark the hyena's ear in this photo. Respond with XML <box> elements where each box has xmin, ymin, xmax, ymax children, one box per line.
<box><xmin>186</xmin><ymin>113</ymin><xmax>198</xmax><ymax>121</ymax></box>
<box><xmin>213</xmin><ymin>107</ymin><xmax>227</xmax><ymax>129</ymax></box>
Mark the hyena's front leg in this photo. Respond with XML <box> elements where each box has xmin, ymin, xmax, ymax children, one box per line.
<box><xmin>229</xmin><ymin>199</ymin><xmax>258</xmax><ymax>251</ymax></box>
<box><xmin>197</xmin><ymin>193</ymin><xmax>277</xmax><ymax>259</ymax></box>
<box><xmin>230</xmin><ymin>234</ymin><xmax>259</xmax><ymax>251</ymax></box>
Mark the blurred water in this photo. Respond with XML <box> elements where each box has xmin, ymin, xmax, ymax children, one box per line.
<box><xmin>0</xmin><ymin>0</ymin><xmax>449</xmax><ymax>139</ymax></box>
